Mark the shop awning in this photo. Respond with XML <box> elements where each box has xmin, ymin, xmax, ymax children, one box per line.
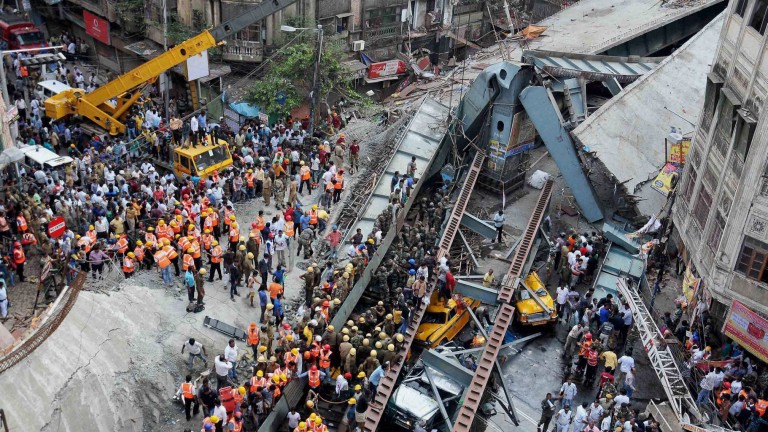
<box><xmin>124</xmin><ymin>39</ymin><xmax>165</xmax><ymax>60</ymax></box>
<box><xmin>0</xmin><ymin>146</ymin><xmax>25</xmax><ymax>169</ymax></box>
<box><xmin>364</xmin><ymin>76</ymin><xmax>400</xmax><ymax>84</ymax></box>
<box><xmin>336</xmin><ymin>13</ymin><xmax>354</xmax><ymax>18</ymax></box>
<box><xmin>341</xmin><ymin>60</ymin><xmax>367</xmax><ymax>80</ymax></box>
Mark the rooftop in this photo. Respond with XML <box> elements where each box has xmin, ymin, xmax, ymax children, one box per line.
<box><xmin>572</xmin><ymin>12</ymin><xmax>724</xmax><ymax>216</ymax></box>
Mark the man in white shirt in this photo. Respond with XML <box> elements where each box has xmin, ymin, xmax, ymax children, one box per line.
<box><xmin>182</xmin><ymin>338</ymin><xmax>207</xmax><ymax>368</ymax></box>
<box><xmin>617</xmin><ymin>354</ymin><xmax>635</xmax><ymax>384</ymax></box>
<box><xmin>175</xmin><ymin>374</ymin><xmax>199</xmax><ymax>421</ymax></box>
<box><xmin>556</xmin><ymin>286</ymin><xmax>569</xmax><ymax>322</ymax></box>
<box><xmin>573</xmin><ymin>402</ymin><xmax>589</xmax><ymax>432</ymax></box>
<box><xmin>613</xmin><ymin>389</ymin><xmax>630</xmax><ymax>407</ymax></box>
<box><xmin>560</xmin><ymin>377</ymin><xmax>578</xmax><ymax>408</ymax></box>
<box><xmin>224</xmin><ymin>339</ymin><xmax>239</xmax><ymax>381</ymax></box>
<box><xmin>190</xmin><ymin>116</ymin><xmax>199</xmax><ymax>146</ymax></box>
<box><xmin>554</xmin><ymin>405</ymin><xmax>574</xmax><ymax>432</ymax></box>
<box><xmin>588</xmin><ymin>400</ymin><xmax>603</xmax><ymax>424</ymax></box>
<box><xmin>213</xmin><ymin>399</ymin><xmax>227</xmax><ymax>429</ymax></box>
<box><xmin>214</xmin><ymin>354</ymin><xmax>232</xmax><ymax>390</ymax></box>
<box><xmin>0</xmin><ymin>280</ymin><xmax>8</xmax><ymax>319</ymax></box>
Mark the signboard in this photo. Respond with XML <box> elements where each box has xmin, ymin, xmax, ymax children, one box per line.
<box><xmin>651</xmin><ymin>163</ymin><xmax>680</xmax><ymax>197</ymax></box>
<box><xmin>47</xmin><ymin>216</ymin><xmax>66</xmax><ymax>238</ymax></box>
<box><xmin>40</xmin><ymin>260</ymin><xmax>52</xmax><ymax>281</ymax></box>
<box><xmin>681</xmin><ymin>266</ymin><xmax>700</xmax><ymax>304</ymax></box>
<box><xmin>667</xmin><ymin>138</ymin><xmax>691</xmax><ymax>165</ymax></box>
<box><xmin>722</xmin><ymin>300</ymin><xmax>768</xmax><ymax>363</ymax></box>
<box><xmin>368</xmin><ymin>60</ymin><xmax>407</xmax><ymax>79</ymax></box>
<box><xmin>84</xmin><ymin>11</ymin><xmax>111</xmax><ymax>45</ymax></box>
<box><xmin>186</xmin><ymin>51</ymin><xmax>210</xmax><ymax>81</ymax></box>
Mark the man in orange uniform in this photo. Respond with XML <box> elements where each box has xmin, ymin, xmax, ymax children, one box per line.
<box><xmin>183</xmin><ymin>248</ymin><xmax>196</xmax><ymax>272</ymax></box>
<box><xmin>123</xmin><ymin>252</ymin><xmax>136</xmax><ymax>278</ymax></box>
<box><xmin>247</xmin><ymin>322</ymin><xmax>260</xmax><ymax>357</ymax></box>
<box><xmin>154</xmin><ymin>246</ymin><xmax>173</xmax><ymax>287</ymax></box>
<box><xmin>333</xmin><ymin>169</ymin><xmax>344</xmax><ymax>204</ymax></box>
<box><xmin>115</xmin><ymin>233</ymin><xmax>129</xmax><ymax>258</ymax></box>
<box><xmin>12</xmin><ymin>241</ymin><xmax>25</xmax><ymax>281</ymax></box>
<box><xmin>298</xmin><ymin>365</ymin><xmax>326</xmax><ymax>390</ymax></box>
<box><xmin>208</xmin><ymin>240</ymin><xmax>223</xmax><ymax>281</ymax></box>
<box><xmin>163</xmin><ymin>238</ymin><xmax>180</xmax><ymax>277</ymax></box>
<box><xmin>229</xmin><ymin>221</ymin><xmax>240</xmax><ymax>251</ymax></box>
<box><xmin>318</xmin><ymin>344</ymin><xmax>333</xmax><ymax>384</ymax></box>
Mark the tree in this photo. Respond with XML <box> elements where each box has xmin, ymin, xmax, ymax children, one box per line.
<box><xmin>245</xmin><ymin>42</ymin><xmax>362</xmax><ymax>118</ymax></box>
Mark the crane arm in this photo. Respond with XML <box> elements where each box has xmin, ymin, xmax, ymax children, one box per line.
<box><xmin>46</xmin><ymin>0</ymin><xmax>295</xmax><ymax>134</ymax></box>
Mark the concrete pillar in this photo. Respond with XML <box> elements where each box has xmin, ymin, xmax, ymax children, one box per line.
<box><xmin>266</xmin><ymin>14</ymin><xmax>273</xmax><ymax>45</ymax></box>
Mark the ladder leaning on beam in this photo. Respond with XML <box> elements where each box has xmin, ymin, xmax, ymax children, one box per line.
<box><xmin>361</xmin><ymin>151</ymin><xmax>486</xmax><ymax>432</ymax></box>
<box><xmin>452</xmin><ymin>178</ymin><xmax>554</xmax><ymax>432</ymax></box>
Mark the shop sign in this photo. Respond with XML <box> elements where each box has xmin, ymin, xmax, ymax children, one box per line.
<box><xmin>722</xmin><ymin>300</ymin><xmax>768</xmax><ymax>363</ymax></box>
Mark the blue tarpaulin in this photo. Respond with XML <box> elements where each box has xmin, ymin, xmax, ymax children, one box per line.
<box><xmin>228</xmin><ymin>102</ymin><xmax>261</xmax><ymax>118</ymax></box>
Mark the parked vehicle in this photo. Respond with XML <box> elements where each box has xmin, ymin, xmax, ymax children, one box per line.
<box><xmin>0</xmin><ymin>13</ymin><xmax>46</xmax><ymax>50</ymax></box>
<box><xmin>415</xmin><ymin>292</ymin><xmax>481</xmax><ymax>348</ymax></box>
<box><xmin>513</xmin><ymin>271</ymin><xmax>557</xmax><ymax>327</ymax></box>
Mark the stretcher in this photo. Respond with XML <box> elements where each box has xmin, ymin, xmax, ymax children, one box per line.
<box><xmin>203</xmin><ymin>315</ymin><xmax>247</xmax><ymax>342</ymax></box>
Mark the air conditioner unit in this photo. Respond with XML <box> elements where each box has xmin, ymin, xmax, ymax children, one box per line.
<box><xmin>352</xmin><ymin>40</ymin><xmax>365</xmax><ymax>51</ymax></box>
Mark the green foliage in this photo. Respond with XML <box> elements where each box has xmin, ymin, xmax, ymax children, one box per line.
<box><xmin>245</xmin><ymin>42</ymin><xmax>363</xmax><ymax>117</ymax></box>
<box><xmin>166</xmin><ymin>17</ymin><xmax>196</xmax><ymax>45</ymax></box>
<box><xmin>115</xmin><ymin>0</ymin><xmax>146</xmax><ymax>35</ymax></box>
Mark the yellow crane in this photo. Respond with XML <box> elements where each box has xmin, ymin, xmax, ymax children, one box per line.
<box><xmin>45</xmin><ymin>0</ymin><xmax>295</xmax><ymax>135</ymax></box>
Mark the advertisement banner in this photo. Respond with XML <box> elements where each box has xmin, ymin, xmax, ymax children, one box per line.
<box><xmin>668</xmin><ymin>138</ymin><xmax>691</xmax><ymax>165</ymax></box>
<box><xmin>651</xmin><ymin>163</ymin><xmax>680</xmax><ymax>197</ymax></box>
<box><xmin>682</xmin><ymin>266</ymin><xmax>700</xmax><ymax>304</ymax></box>
<box><xmin>723</xmin><ymin>300</ymin><xmax>768</xmax><ymax>363</ymax></box>
<box><xmin>368</xmin><ymin>60</ymin><xmax>407</xmax><ymax>79</ymax></box>
<box><xmin>84</xmin><ymin>11</ymin><xmax>110</xmax><ymax>45</ymax></box>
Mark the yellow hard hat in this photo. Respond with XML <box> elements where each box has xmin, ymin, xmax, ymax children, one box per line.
<box><xmin>355</xmin><ymin>384</ymin><xmax>362</xmax><ymax>391</ymax></box>
<box><xmin>385</xmin><ymin>314</ymin><xmax>393</xmax><ymax>320</ymax></box>
<box><xmin>239</xmin><ymin>236</ymin><xmax>245</xmax><ymax>242</ymax></box>
<box><xmin>370</xmin><ymin>350</ymin><xmax>377</xmax><ymax>357</ymax></box>
<box><xmin>232</xmin><ymin>222</ymin><xmax>238</xmax><ymax>228</ymax></box>
<box><xmin>238</xmin><ymin>386</ymin><xmax>246</xmax><ymax>396</ymax></box>
<box><xmin>199</xmin><ymin>268</ymin><xmax>207</xmax><ymax>275</ymax></box>
<box><xmin>272</xmin><ymin>374</ymin><xmax>280</xmax><ymax>383</ymax></box>
<box><xmin>388</xmin><ymin>344</ymin><xmax>395</xmax><ymax>352</ymax></box>
<box><xmin>357</xmin><ymin>372</ymin><xmax>366</xmax><ymax>378</ymax></box>
<box><xmin>146</xmin><ymin>242</ymin><xmax>153</xmax><ymax>247</ymax></box>
<box><xmin>286</xmin><ymin>334</ymin><xmax>294</xmax><ymax>341</ymax></box>
<box><xmin>300</xmin><ymin>161</ymin><xmax>305</xmax><ymax>165</ymax></box>
<box><xmin>299</xmin><ymin>422</ymin><xmax>307</xmax><ymax>430</ymax></box>
<box><xmin>170</xmin><ymin>221</ymin><xmax>177</xmax><ymax>226</ymax></box>
<box><xmin>280</xmin><ymin>373</ymin><xmax>287</xmax><ymax>381</ymax></box>
<box><xmin>210</xmin><ymin>415</ymin><xmax>219</xmax><ymax>424</ymax></box>
<box><xmin>307</xmin><ymin>401</ymin><xmax>315</xmax><ymax>409</ymax></box>
<box><xmin>163</xmin><ymin>239</ymin><xmax>170</xmax><ymax>245</ymax></box>
<box><xmin>188</xmin><ymin>224</ymin><xmax>194</xmax><ymax>230</ymax></box>
<box><xmin>239</xmin><ymin>245</ymin><xmax>246</xmax><ymax>251</ymax></box>
<box><xmin>136</xmin><ymin>240</ymin><xmax>143</xmax><ymax>245</ymax></box>
<box><xmin>348</xmin><ymin>398</ymin><xmax>356</xmax><ymax>404</ymax></box>
<box><xmin>247</xmin><ymin>252</ymin><xmax>254</xmax><ymax>259</ymax></box>
<box><xmin>307</xmin><ymin>267</ymin><xmax>314</xmax><ymax>272</ymax></box>
<box><xmin>212</xmin><ymin>240</ymin><xmax>219</xmax><ymax>246</ymax></box>
<box><xmin>315</xmin><ymin>417</ymin><xmax>322</xmax><ymax>425</ymax></box>
<box><xmin>343</xmin><ymin>272</ymin><xmax>349</xmax><ymax>278</ymax></box>
<box><xmin>89</xmin><ymin>225</ymin><xmax>94</xmax><ymax>230</ymax></box>
<box><xmin>248</xmin><ymin>169</ymin><xmax>253</xmax><ymax>173</ymax></box>
<box><xmin>395</xmin><ymin>333</ymin><xmax>404</xmax><ymax>343</ymax></box>
<box><xmin>249</xmin><ymin>233</ymin><xmax>256</xmax><ymax>238</ymax></box>
<box><xmin>257</xmin><ymin>370</ymin><xmax>264</xmax><ymax>377</ymax></box>
<box><xmin>259</xmin><ymin>346</ymin><xmax>267</xmax><ymax>353</ymax></box>
<box><xmin>187</xmin><ymin>235</ymin><xmax>194</xmax><ymax>240</ymax></box>
<box><xmin>204</xmin><ymin>229</ymin><xmax>211</xmax><ymax>234</ymax></box>
<box><xmin>312</xmin><ymin>205</ymin><xmax>318</xmax><ymax>210</ymax></box>
<box><xmin>128</xmin><ymin>252</ymin><xmax>135</xmax><ymax>258</ymax></box>
<box><xmin>158</xmin><ymin>220</ymin><xmax>165</xmax><ymax>225</ymax></box>
<box><xmin>291</xmin><ymin>348</ymin><xmax>299</xmax><ymax>355</ymax></box>
<box><xmin>188</xmin><ymin>248</ymin><xmax>195</xmax><ymax>253</ymax></box>
<box><xmin>229</xmin><ymin>215</ymin><xmax>236</xmax><ymax>220</ymax></box>
<box><xmin>267</xmin><ymin>303</ymin><xmax>274</xmax><ymax>310</ymax></box>
<box><xmin>147</xmin><ymin>226</ymin><xmax>154</xmax><ymax>231</ymax></box>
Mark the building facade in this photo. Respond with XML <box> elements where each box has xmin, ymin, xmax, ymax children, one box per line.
<box><xmin>673</xmin><ymin>0</ymin><xmax>768</xmax><ymax>316</ymax></box>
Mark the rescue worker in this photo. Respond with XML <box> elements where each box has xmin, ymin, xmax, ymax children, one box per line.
<box><xmin>209</xmin><ymin>240</ymin><xmax>223</xmax><ymax>281</ymax></box>
<box><xmin>177</xmin><ymin>374</ymin><xmax>199</xmax><ymax>421</ymax></box>
<box><xmin>183</xmin><ymin>247</ymin><xmax>196</xmax><ymax>272</ymax></box>
<box><xmin>123</xmin><ymin>251</ymin><xmax>135</xmax><ymax>278</ymax></box>
<box><xmin>319</xmin><ymin>344</ymin><xmax>333</xmax><ymax>384</ymax></box>
<box><xmin>298</xmin><ymin>365</ymin><xmax>326</xmax><ymax>390</ymax></box>
<box><xmin>12</xmin><ymin>241</ymin><xmax>25</xmax><ymax>281</ymax></box>
<box><xmin>247</xmin><ymin>322</ymin><xmax>261</xmax><ymax>357</ymax></box>
<box><xmin>195</xmin><ymin>268</ymin><xmax>207</xmax><ymax>306</ymax></box>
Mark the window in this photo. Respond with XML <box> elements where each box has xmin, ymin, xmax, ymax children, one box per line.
<box><xmin>733</xmin><ymin>116</ymin><xmax>756</xmax><ymax>161</ymax></box>
<box><xmin>683</xmin><ymin>167</ymin><xmax>698</xmax><ymax>204</ymax></box>
<box><xmin>736</xmin><ymin>236</ymin><xmax>768</xmax><ymax>283</ymax></box>
<box><xmin>735</xmin><ymin>0</ymin><xmax>749</xmax><ymax>17</ymax></box>
<box><xmin>701</xmin><ymin>77</ymin><xmax>723</xmax><ymax>132</ymax></box>
<box><xmin>707</xmin><ymin>211</ymin><xmax>726</xmax><ymax>252</ymax></box>
<box><xmin>751</xmin><ymin>0</ymin><xmax>768</xmax><ymax>34</ymax></box>
<box><xmin>693</xmin><ymin>186</ymin><xmax>713</xmax><ymax>228</ymax></box>
<box><xmin>714</xmin><ymin>95</ymin><xmax>736</xmax><ymax>155</ymax></box>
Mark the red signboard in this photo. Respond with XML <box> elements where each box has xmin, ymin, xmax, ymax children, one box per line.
<box><xmin>722</xmin><ymin>300</ymin><xmax>768</xmax><ymax>363</ymax></box>
<box><xmin>84</xmin><ymin>11</ymin><xmax>110</xmax><ymax>45</ymax></box>
<box><xmin>368</xmin><ymin>60</ymin><xmax>407</xmax><ymax>79</ymax></box>
<box><xmin>48</xmin><ymin>216</ymin><xmax>66</xmax><ymax>239</ymax></box>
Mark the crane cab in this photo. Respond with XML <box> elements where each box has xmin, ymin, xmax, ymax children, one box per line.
<box><xmin>173</xmin><ymin>135</ymin><xmax>233</xmax><ymax>180</ymax></box>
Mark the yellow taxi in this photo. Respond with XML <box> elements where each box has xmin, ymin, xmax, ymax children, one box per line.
<box><xmin>416</xmin><ymin>291</ymin><xmax>481</xmax><ymax>348</ymax></box>
<box><xmin>513</xmin><ymin>271</ymin><xmax>557</xmax><ymax>326</ymax></box>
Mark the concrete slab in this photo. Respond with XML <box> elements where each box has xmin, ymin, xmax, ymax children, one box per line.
<box><xmin>572</xmin><ymin>14</ymin><xmax>725</xmax><ymax>217</ymax></box>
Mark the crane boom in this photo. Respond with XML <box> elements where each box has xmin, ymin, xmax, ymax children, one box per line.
<box><xmin>45</xmin><ymin>0</ymin><xmax>295</xmax><ymax>135</ymax></box>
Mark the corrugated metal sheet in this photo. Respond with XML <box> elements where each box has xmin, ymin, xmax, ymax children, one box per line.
<box><xmin>522</xmin><ymin>49</ymin><xmax>663</xmax><ymax>83</ymax></box>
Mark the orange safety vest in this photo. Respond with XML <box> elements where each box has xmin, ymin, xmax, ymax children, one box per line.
<box><xmin>334</xmin><ymin>174</ymin><xmax>343</xmax><ymax>190</ymax></box>
<box><xmin>247</xmin><ymin>328</ymin><xmax>260</xmax><ymax>346</ymax></box>
<box><xmin>319</xmin><ymin>350</ymin><xmax>331</xmax><ymax>369</ymax></box>
<box><xmin>145</xmin><ymin>233</ymin><xmax>157</xmax><ymax>246</ymax></box>
<box><xmin>273</xmin><ymin>385</ymin><xmax>282</xmax><ymax>399</ymax></box>
<box><xmin>300</xmin><ymin>166</ymin><xmax>311</xmax><ymax>181</ymax></box>
<box><xmin>232</xmin><ymin>389</ymin><xmax>244</xmax><ymax>407</ymax></box>
<box><xmin>123</xmin><ymin>257</ymin><xmax>135</xmax><ymax>273</ymax></box>
<box><xmin>212</xmin><ymin>211</ymin><xmax>220</xmax><ymax>227</ymax></box>
<box><xmin>229</xmin><ymin>227</ymin><xmax>239</xmax><ymax>242</ymax></box>
<box><xmin>183</xmin><ymin>254</ymin><xmax>195</xmax><ymax>271</ymax></box>
<box><xmin>309</xmin><ymin>210</ymin><xmax>318</xmax><ymax>225</ymax></box>
<box><xmin>16</xmin><ymin>215</ymin><xmax>27</xmax><ymax>232</ymax></box>
<box><xmin>134</xmin><ymin>246</ymin><xmax>145</xmax><ymax>262</ymax></box>
<box><xmin>250</xmin><ymin>376</ymin><xmax>267</xmax><ymax>392</ymax></box>
<box><xmin>171</xmin><ymin>224</ymin><xmax>181</xmax><ymax>234</ymax></box>
<box><xmin>757</xmin><ymin>399</ymin><xmax>768</xmax><ymax>416</ymax></box>
<box><xmin>308</xmin><ymin>370</ymin><xmax>320</xmax><ymax>388</ymax></box>
<box><xmin>204</xmin><ymin>217</ymin><xmax>214</xmax><ymax>232</ymax></box>
<box><xmin>86</xmin><ymin>229</ymin><xmax>97</xmax><ymax>243</ymax></box>
<box><xmin>228</xmin><ymin>419</ymin><xmax>242</xmax><ymax>432</ymax></box>
<box><xmin>164</xmin><ymin>245</ymin><xmax>178</xmax><ymax>260</ymax></box>
<box><xmin>284</xmin><ymin>352</ymin><xmax>297</xmax><ymax>365</ymax></box>
<box><xmin>154</xmin><ymin>250</ymin><xmax>171</xmax><ymax>268</ymax></box>
<box><xmin>255</xmin><ymin>216</ymin><xmax>265</xmax><ymax>231</ymax></box>
<box><xmin>182</xmin><ymin>382</ymin><xmax>194</xmax><ymax>399</ymax></box>
<box><xmin>284</xmin><ymin>221</ymin><xmax>295</xmax><ymax>238</ymax></box>
<box><xmin>224</xmin><ymin>210</ymin><xmax>234</xmax><ymax>226</ymax></box>
<box><xmin>116</xmin><ymin>238</ymin><xmax>129</xmax><ymax>254</ymax></box>
<box><xmin>157</xmin><ymin>226</ymin><xmax>172</xmax><ymax>240</ymax></box>
<box><xmin>178</xmin><ymin>237</ymin><xmax>190</xmax><ymax>254</ymax></box>
<box><xmin>13</xmin><ymin>247</ymin><xmax>25</xmax><ymax>264</ymax></box>
<box><xmin>191</xmin><ymin>241</ymin><xmax>201</xmax><ymax>259</ymax></box>
<box><xmin>246</xmin><ymin>173</ymin><xmax>255</xmax><ymax>187</ymax></box>
<box><xmin>202</xmin><ymin>234</ymin><xmax>213</xmax><ymax>251</ymax></box>
<box><xmin>211</xmin><ymin>246</ymin><xmax>223</xmax><ymax>263</ymax></box>
<box><xmin>77</xmin><ymin>237</ymin><xmax>92</xmax><ymax>253</ymax></box>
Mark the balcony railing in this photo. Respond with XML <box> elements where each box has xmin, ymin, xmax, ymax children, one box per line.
<box><xmin>222</xmin><ymin>40</ymin><xmax>263</xmax><ymax>62</ymax></box>
<box><xmin>365</xmin><ymin>25</ymin><xmax>400</xmax><ymax>40</ymax></box>
<box><xmin>454</xmin><ymin>2</ymin><xmax>482</xmax><ymax>14</ymax></box>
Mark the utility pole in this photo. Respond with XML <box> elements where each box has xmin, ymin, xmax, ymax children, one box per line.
<box><xmin>162</xmin><ymin>0</ymin><xmax>170</xmax><ymax>117</ymax></box>
<box><xmin>308</xmin><ymin>24</ymin><xmax>323</xmax><ymax>137</ymax></box>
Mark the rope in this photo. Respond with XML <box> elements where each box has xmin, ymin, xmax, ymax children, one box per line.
<box><xmin>316</xmin><ymin>393</ymin><xmax>351</xmax><ymax>405</ymax></box>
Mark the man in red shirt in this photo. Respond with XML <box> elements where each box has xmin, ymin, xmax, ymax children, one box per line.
<box><xmin>349</xmin><ymin>140</ymin><xmax>360</xmax><ymax>174</ymax></box>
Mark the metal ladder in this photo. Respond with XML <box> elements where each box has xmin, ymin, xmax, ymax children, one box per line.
<box><xmin>616</xmin><ymin>278</ymin><xmax>702</xmax><ymax>424</ymax></box>
<box><xmin>362</xmin><ymin>151</ymin><xmax>486</xmax><ymax>432</ymax></box>
<box><xmin>452</xmin><ymin>179</ymin><xmax>553</xmax><ymax>432</ymax></box>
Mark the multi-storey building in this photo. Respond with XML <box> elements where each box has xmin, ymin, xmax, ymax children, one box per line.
<box><xmin>673</xmin><ymin>0</ymin><xmax>768</xmax><ymax>316</ymax></box>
